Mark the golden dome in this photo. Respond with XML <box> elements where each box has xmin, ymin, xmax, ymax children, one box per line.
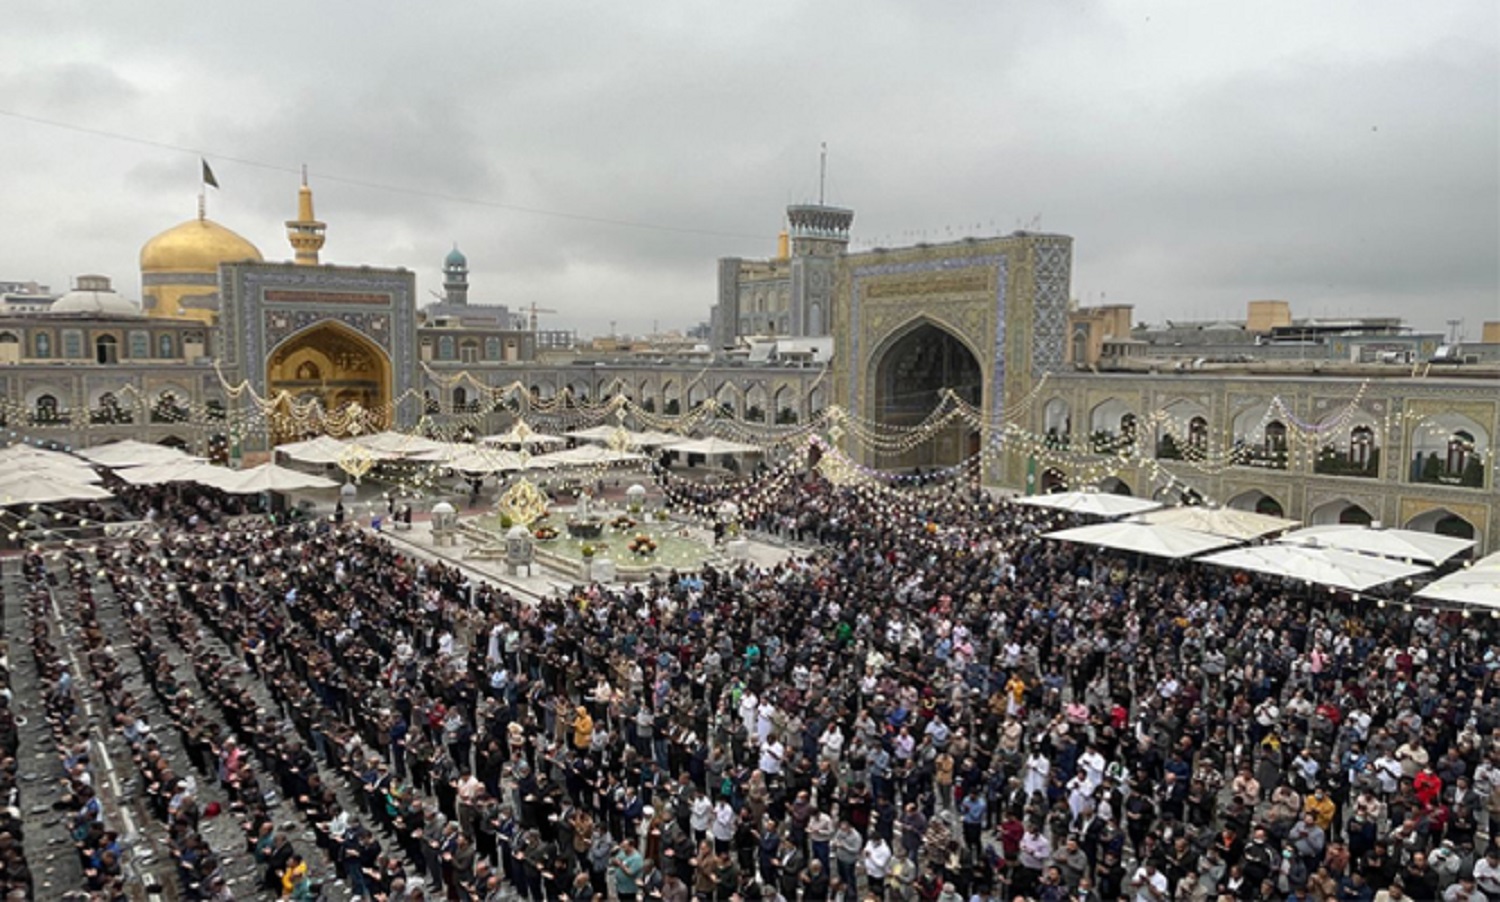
<box><xmin>140</xmin><ymin>217</ymin><xmax>263</xmax><ymax>272</ymax></box>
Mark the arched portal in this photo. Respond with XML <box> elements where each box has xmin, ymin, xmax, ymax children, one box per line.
<box><xmin>872</xmin><ymin>320</ymin><xmax>981</xmax><ymax>471</ymax></box>
<box><xmin>1308</xmin><ymin>499</ymin><xmax>1374</xmax><ymax>526</ymax></box>
<box><xmin>1227</xmin><ymin>489</ymin><xmax>1285</xmax><ymax>517</ymax></box>
<box><xmin>266</xmin><ymin>321</ymin><xmax>392</xmax><ymax>440</ymax></box>
<box><xmin>1407</xmin><ymin>507</ymin><xmax>1477</xmax><ymax>540</ymax></box>
<box><xmin>1097</xmin><ymin>476</ymin><xmax>1133</xmax><ymax>496</ymax></box>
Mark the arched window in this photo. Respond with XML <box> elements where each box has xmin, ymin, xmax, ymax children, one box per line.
<box><xmin>1265</xmin><ymin>421</ymin><xmax>1288</xmax><ymax>454</ymax></box>
<box><xmin>157</xmin><ymin>333</ymin><xmax>175</xmax><ymax>359</ymax></box>
<box><xmin>33</xmin><ymin>332</ymin><xmax>51</xmax><ymax>358</ymax></box>
<box><xmin>438</xmin><ymin>336</ymin><xmax>456</xmax><ymax>361</ymax></box>
<box><xmin>92</xmin><ymin>392</ymin><xmax>124</xmax><ymax>424</ymax></box>
<box><xmin>95</xmin><ymin>334</ymin><xmax>118</xmax><ymax>364</ymax></box>
<box><xmin>453</xmin><ymin>386</ymin><xmax>469</xmax><ymax>411</ymax></box>
<box><xmin>129</xmin><ymin>331</ymin><xmax>150</xmax><ymax>359</ymax></box>
<box><xmin>152</xmin><ymin>392</ymin><xmax>185</xmax><ymax>423</ymax></box>
<box><xmin>34</xmin><ymin>394</ymin><xmax>59</xmax><ymax>422</ymax></box>
<box><xmin>484</xmin><ymin>337</ymin><xmax>501</xmax><ymax>360</ymax></box>
<box><xmin>459</xmin><ymin>339</ymin><xmax>480</xmax><ymax>363</ymax></box>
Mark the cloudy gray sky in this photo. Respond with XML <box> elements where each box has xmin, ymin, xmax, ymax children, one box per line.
<box><xmin>1</xmin><ymin>0</ymin><xmax>1495</xmax><ymax>337</ymax></box>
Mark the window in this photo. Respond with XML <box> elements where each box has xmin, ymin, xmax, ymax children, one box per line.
<box><xmin>460</xmin><ymin>340</ymin><xmax>480</xmax><ymax>363</ymax></box>
<box><xmin>485</xmin><ymin>337</ymin><xmax>501</xmax><ymax>360</ymax></box>
<box><xmin>92</xmin><ymin>392</ymin><xmax>129</xmax><ymax>424</ymax></box>
<box><xmin>129</xmin><ymin>331</ymin><xmax>150</xmax><ymax>360</ymax></box>
<box><xmin>152</xmin><ymin>392</ymin><xmax>185</xmax><ymax>423</ymax></box>
<box><xmin>158</xmin><ymin>334</ymin><xmax>175</xmax><ymax>358</ymax></box>
<box><xmin>453</xmin><ymin>386</ymin><xmax>469</xmax><ymax>411</ymax></box>
<box><xmin>33</xmin><ymin>332</ymin><xmax>51</xmax><ymax>358</ymax></box>
<box><xmin>438</xmin><ymin>336</ymin><xmax>455</xmax><ymax>361</ymax></box>
<box><xmin>1448</xmin><ymin>431</ymin><xmax>1474</xmax><ymax>477</ymax></box>
<box><xmin>95</xmin><ymin>334</ymin><xmax>119</xmax><ymax>364</ymax></box>
<box><xmin>34</xmin><ymin>394</ymin><xmax>60</xmax><ymax>423</ymax></box>
<box><xmin>1188</xmin><ymin>417</ymin><xmax>1209</xmax><ymax>451</ymax></box>
<box><xmin>62</xmin><ymin>330</ymin><xmax>83</xmax><ymax>359</ymax></box>
<box><xmin>1350</xmin><ymin>425</ymin><xmax>1374</xmax><ymax>468</ymax></box>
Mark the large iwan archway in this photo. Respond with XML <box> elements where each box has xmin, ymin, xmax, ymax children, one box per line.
<box><xmin>872</xmin><ymin>320</ymin><xmax>982</xmax><ymax>471</ymax></box>
<box><xmin>267</xmin><ymin>321</ymin><xmax>392</xmax><ymax>439</ymax></box>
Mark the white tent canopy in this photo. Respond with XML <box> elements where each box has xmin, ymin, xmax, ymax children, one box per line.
<box><xmin>345</xmin><ymin>431</ymin><xmax>447</xmax><ymax>458</ymax></box>
<box><xmin>664</xmin><ymin>436</ymin><xmax>764</xmax><ymax>456</ymax></box>
<box><xmin>1417</xmin><ymin>552</ymin><xmax>1500</xmax><ymax>608</ymax></box>
<box><xmin>1045</xmin><ymin>521</ymin><xmax>1239</xmax><ymax>559</ymax></box>
<box><xmin>78</xmin><ymin>439</ymin><xmax>204</xmax><ymax>468</ymax></box>
<box><xmin>0</xmin><ymin>447</ymin><xmax>103</xmax><ymax>483</ymax></box>
<box><xmin>1015</xmin><ymin>491</ymin><xmax>1161</xmax><ymax>519</ymax></box>
<box><xmin>0</xmin><ymin>474</ymin><xmax>114</xmax><ymax>505</ymax></box>
<box><xmin>479</xmin><ymin>421</ymin><xmax>566</xmax><ymax>448</ymax></box>
<box><xmin>411</xmin><ymin>443</ymin><xmax>528</xmax><ymax>474</ymax></box>
<box><xmin>565</xmin><ymin>424</ymin><xmax>630</xmax><ymax>442</ymax></box>
<box><xmin>275</xmin><ymin>435</ymin><xmax>351</xmax><ymax>465</ymax></box>
<box><xmin>1135</xmin><ymin>506</ymin><xmax>1299</xmax><ymax>540</ymax></box>
<box><xmin>1277</xmin><ymin>524</ymin><xmax>1474</xmax><ymax>565</ymax></box>
<box><xmin>528</xmin><ymin>445</ymin><xmax>647</xmax><ymax>468</ymax></box>
<box><xmin>1199</xmin><ymin>544</ymin><xmax>1430</xmax><ymax>592</ymax></box>
<box><xmin>215</xmin><ymin>462</ymin><xmax>342</xmax><ymax>495</ymax></box>
<box><xmin>114</xmin><ymin>461</ymin><xmax>231</xmax><ymax>487</ymax></box>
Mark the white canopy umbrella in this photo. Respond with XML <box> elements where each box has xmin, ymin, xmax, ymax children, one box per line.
<box><xmin>1135</xmin><ymin>506</ymin><xmax>1299</xmax><ymax>541</ymax></box>
<box><xmin>412</xmin><ymin>443</ymin><xmax>528</xmax><ymax>474</ymax></box>
<box><xmin>1045</xmin><ymin>521</ymin><xmax>1239</xmax><ymax>559</ymax></box>
<box><xmin>78</xmin><ymin>439</ymin><xmax>204</xmax><ymax>468</ymax></box>
<box><xmin>0</xmin><ymin>449</ymin><xmax>103</xmax><ymax>484</ymax></box>
<box><xmin>663</xmin><ymin>436</ymin><xmax>764</xmax><ymax>456</ymax></box>
<box><xmin>1014</xmin><ymin>490</ymin><xmax>1161</xmax><ymax>519</ymax></box>
<box><xmin>1417</xmin><ymin>552</ymin><xmax>1500</xmax><ymax>608</ymax></box>
<box><xmin>346</xmin><ymin>431</ymin><xmax>447</xmax><ymax>458</ymax></box>
<box><xmin>275</xmin><ymin>435</ymin><xmax>351</xmax><ymax>465</ymax></box>
<box><xmin>479</xmin><ymin>420</ymin><xmax>566</xmax><ymax>448</ymax></box>
<box><xmin>1277</xmin><ymin>524</ymin><xmax>1474</xmax><ymax>565</ymax></box>
<box><xmin>631</xmin><ymin>429</ymin><xmax>684</xmax><ymax>447</ymax></box>
<box><xmin>529</xmin><ymin>445</ymin><xmax>647</xmax><ymax>468</ymax></box>
<box><xmin>114</xmin><ymin>460</ymin><xmax>230</xmax><ymax>487</ymax></box>
<box><xmin>0</xmin><ymin>475</ymin><xmax>114</xmax><ymax>505</ymax></box>
<box><xmin>1198</xmin><ymin>544</ymin><xmax>1430</xmax><ymax>592</ymax></box>
<box><xmin>215</xmin><ymin>462</ymin><xmax>342</xmax><ymax>495</ymax></box>
<box><xmin>565</xmin><ymin>424</ymin><xmax>629</xmax><ymax>442</ymax></box>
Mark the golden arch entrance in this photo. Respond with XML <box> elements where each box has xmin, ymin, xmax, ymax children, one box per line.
<box><xmin>871</xmin><ymin>319</ymin><xmax>982</xmax><ymax>471</ymax></box>
<box><xmin>267</xmin><ymin>322</ymin><xmax>392</xmax><ymax>439</ymax></box>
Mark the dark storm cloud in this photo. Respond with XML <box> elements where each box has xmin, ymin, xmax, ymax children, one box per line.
<box><xmin>0</xmin><ymin>1</ymin><xmax>1494</xmax><ymax>336</ymax></box>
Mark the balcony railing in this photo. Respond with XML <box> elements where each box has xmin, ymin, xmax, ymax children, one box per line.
<box><xmin>1314</xmin><ymin>447</ymin><xmax>1379</xmax><ymax>478</ymax></box>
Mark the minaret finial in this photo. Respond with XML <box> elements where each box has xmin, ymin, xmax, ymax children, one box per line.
<box><xmin>819</xmin><ymin>142</ymin><xmax>827</xmax><ymax>206</ymax></box>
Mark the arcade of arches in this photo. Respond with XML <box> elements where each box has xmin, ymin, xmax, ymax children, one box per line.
<box><xmin>266</xmin><ymin>323</ymin><xmax>391</xmax><ymax>439</ymax></box>
<box><xmin>873</xmin><ymin>322</ymin><xmax>981</xmax><ymax>471</ymax></box>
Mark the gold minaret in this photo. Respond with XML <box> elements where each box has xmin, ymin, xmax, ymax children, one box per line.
<box><xmin>285</xmin><ymin>165</ymin><xmax>325</xmax><ymax>265</ymax></box>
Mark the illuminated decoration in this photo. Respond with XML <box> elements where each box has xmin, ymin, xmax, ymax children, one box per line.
<box><xmin>497</xmin><ymin>477</ymin><xmax>549</xmax><ymax>527</ymax></box>
<box><xmin>335</xmin><ymin>442</ymin><xmax>376</xmax><ymax>482</ymax></box>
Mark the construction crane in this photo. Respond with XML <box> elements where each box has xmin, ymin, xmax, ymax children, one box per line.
<box><xmin>526</xmin><ymin>301</ymin><xmax>558</xmax><ymax>332</ymax></box>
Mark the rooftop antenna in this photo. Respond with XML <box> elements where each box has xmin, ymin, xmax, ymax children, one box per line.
<box><xmin>1446</xmin><ymin>318</ymin><xmax>1464</xmax><ymax>343</ymax></box>
<box><xmin>819</xmin><ymin>142</ymin><xmax>827</xmax><ymax>205</ymax></box>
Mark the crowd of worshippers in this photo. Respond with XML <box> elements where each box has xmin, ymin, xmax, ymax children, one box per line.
<box><xmin>21</xmin><ymin>552</ymin><xmax>126</xmax><ymax>901</ymax></box>
<box><xmin>26</xmin><ymin>470</ymin><xmax>1500</xmax><ymax>902</ymax></box>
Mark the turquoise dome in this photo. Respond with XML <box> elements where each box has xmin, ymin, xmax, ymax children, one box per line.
<box><xmin>445</xmin><ymin>246</ymin><xmax>467</xmax><ymax>267</ymax></box>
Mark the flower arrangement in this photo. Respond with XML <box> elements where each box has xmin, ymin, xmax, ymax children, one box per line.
<box><xmin>610</xmin><ymin>514</ymin><xmax>637</xmax><ymax>531</ymax></box>
<box><xmin>580</xmin><ymin>543</ymin><xmax>597</xmax><ymax>559</ymax></box>
<box><xmin>627</xmin><ymin>533</ymin><xmax>658</xmax><ymax>557</ymax></box>
<box><xmin>533</xmin><ymin>524</ymin><xmax>560</xmax><ymax>541</ymax></box>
